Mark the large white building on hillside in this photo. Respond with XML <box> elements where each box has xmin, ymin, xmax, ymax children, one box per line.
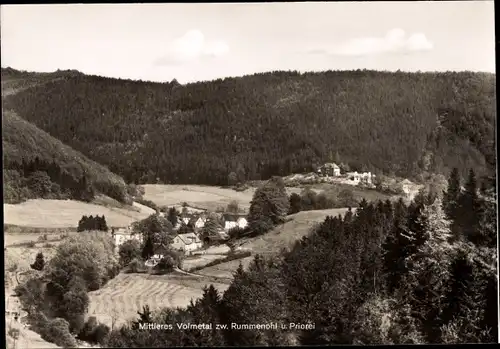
<box><xmin>346</xmin><ymin>171</ymin><xmax>373</xmax><ymax>185</ymax></box>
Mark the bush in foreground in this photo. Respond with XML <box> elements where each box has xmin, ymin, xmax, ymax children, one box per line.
<box><xmin>77</xmin><ymin>316</ymin><xmax>111</xmax><ymax>345</ymax></box>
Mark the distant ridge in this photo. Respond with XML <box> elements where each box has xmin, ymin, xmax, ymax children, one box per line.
<box><xmin>2</xmin><ymin>68</ymin><xmax>496</xmax><ymax>188</ymax></box>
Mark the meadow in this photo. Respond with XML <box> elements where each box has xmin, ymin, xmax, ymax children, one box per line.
<box><xmin>87</xmin><ymin>273</ymin><xmax>229</xmax><ymax>328</ymax></box>
<box><xmin>3</xmin><ymin>198</ymin><xmax>155</xmax><ymax>228</ymax></box>
<box><xmin>142</xmin><ymin>184</ymin><xmax>306</xmax><ymax>211</ymax></box>
<box><xmin>238</xmin><ymin>207</ymin><xmax>354</xmax><ymax>255</ymax></box>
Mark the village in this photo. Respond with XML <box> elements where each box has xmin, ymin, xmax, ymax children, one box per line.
<box><xmin>111</xmin><ymin>209</ymin><xmax>248</xmax><ymax>266</ymax></box>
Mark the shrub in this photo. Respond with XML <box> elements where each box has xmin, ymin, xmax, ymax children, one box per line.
<box><xmin>38</xmin><ymin>234</ymin><xmax>48</xmax><ymax>242</ymax></box>
<box><xmin>78</xmin><ymin>316</ymin><xmax>98</xmax><ymax>340</ymax></box>
<box><xmin>155</xmin><ymin>256</ymin><xmax>176</xmax><ymax>273</ymax></box>
<box><xmin>154</xmin><ymin>249</ymin><xmax>183</xmax><ymax>274</ymax></box>
<box><xmin>136</xmin><ymin>198</ymin><xmax>159</xmax><ymax>211</ymax></box>
<box><xmin>126</xmin><ymin>258</ymin><xmax>145</xmax><ymax>273</ymax></box>
<box><xmin>118</xmin><ymin>239</ymin><xmax>142</xmax><ymax>267</ymax></box>
<box><xmin>30</xmin><ymin>252</ymin><xmax>45</xmax><ymax>271</ymax></box>
<box><xmin>47</xmin><ymin>231</ymin><xmax>119</xmax><ymax>291</ymax></box>
<box><xmin>78</xmin><ymin>316</ymin><xmax>111</xmax><ymax>344</ymax></box>
<box><xmin>27</xmin><ymin>311</ymin><xmax>77</xmax><ymax>348</ymax></box>
<box><xmin>93</xmin><ymin>323</ymin><xmax>111</xmax><ymax>344</ymax></box>
<box><xmin>226</xmin><ymin>200</ymin><xmax>239</xmax><ymax>213</ymax></box>
<box><xmin>228</xmin><ymin>226</ymin><xmax>246</xmax><ymax>240</ymax></box>
<box><xmin>8</xmin><ymin>263</ymin><xmax>18</xmax><ymax>272</ymax></box>
<box><xmin>27</xmin><ymin>241</ymin><xmax>36</xmax><ymax>248</ymax></box>
<box><xmin>44</xmin><ymin>317</ymin><xmax>78</xmax><ymax>348</ymax></box>
<box><xmin>234</xmin><ymin>184</ymin><xmax>249</xmax><ymax>192</ymax></box>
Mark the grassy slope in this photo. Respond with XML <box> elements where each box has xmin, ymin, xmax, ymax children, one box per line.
<box><xmin>87</xmin><ymin>273</ymin><xmax>229</xmax><ymax>328</ymax></box>
<box><xmin>142</xmin><ymin>183</ymin><xmax>389</xmax><ymax>212</ymax></box>
<box><xmin>4</xmin><ymin>198</ymin><xmax>155</xmax><ymax>228</ymax></box>
<box><xmin>195</xmin><ymin>208</ymin><xmax>354</xmax><ymax>279</ymax></box>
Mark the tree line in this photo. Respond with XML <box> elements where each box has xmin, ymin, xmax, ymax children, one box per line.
<box><xmin>4</xmin><ymin>69</ymin><xmax>495</xmax><ymax>187</ymax></box>
<box><xmin>288</xmin><ymin>187</ymin><xmax>358</xmax><ymax>214</ymax></box>
<box><xmin>77</xmin><ymin>215</ymin><xmax>108</xmax><ymax>232</ymax></box>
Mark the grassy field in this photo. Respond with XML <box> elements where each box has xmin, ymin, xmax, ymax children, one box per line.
<box><xmin>4</xmin><ymin>199</ymin><xmax>155</xmax><ymax>228</ymax></box>
<box><xmin>239</xmin><ymin>207</ymin><xmax>353</xmax><ymax>255</ymax></box>
<box><xmin>88</xmin><ymin>273</ymin><xmax>229</xmax><ymax>328</ymax></box>
<box><xmin>307</xmin><ymin>182</ymin><xmax>395</xmax><ymax>202</ymax></box>
<box><xmin>142</xmin><ymin>183</ymin><xmax>395</xmax><ymax>213</ymax></box>
<box><xmin>194</xmin><ymin>256</ymin><xmax>254</xmax><ymax>279</ymax></box>
<box><xmin>142</xmin><ymin>184</ymin><xmax>306</xmax><ymax>212</ymax></box>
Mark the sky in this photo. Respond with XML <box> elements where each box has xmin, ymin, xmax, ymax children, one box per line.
<box><xmin>0</xmin><ymin>2</ymin><xmax>495</xmax><ymax>83</ymax></box>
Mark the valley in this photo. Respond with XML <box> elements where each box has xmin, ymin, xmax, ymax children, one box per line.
<box><xmin>2</xmin><ymin>48</ymin><xmax>496</xmax><ymax>347</ymax></box>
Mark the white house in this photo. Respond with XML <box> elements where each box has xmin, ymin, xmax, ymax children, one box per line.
<box><xmin>222</xmin><ymin>214</ymin><xmax>248</xmax><ymax>231</ymax></box>
<box><xmin>193</xmin><ymin>216</ymin><xmax>207</xmax><ymax>229</ymax></box>
<box><xmin>171</xmin><ymin>233</ymin><xmax>203</xmax><ymax>253</ymax></box>
<box><xmin>187</xmin><ymin>215</ymin><xmax>207</xmax><ymax>229</ymax></box>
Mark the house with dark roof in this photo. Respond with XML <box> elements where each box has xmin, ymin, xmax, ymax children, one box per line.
<box><xmin>171</xmin><ymin>232</ymin><xmax>203</xmax><ymax>253</ymax></box>
<box><xmin>318</xmin><ymin>162</ymin><xmax>341</xmax><ymax>177</ymax></box>
<box><xmin>188</xmin><ymin>215</ymin><xmax>207</xmax><ymax>229</ymax></box>
<box><xmin>180</xmin><ymin>213</ymin><xmax>194</xmax><ymax>225</ymax></box>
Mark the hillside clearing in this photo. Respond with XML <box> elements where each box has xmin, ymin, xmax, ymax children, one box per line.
<box><xmin>239</xmin><ymin>208</ymin><xmax>354</xmax><ymax>255</ymax></box>
<box><xmin>4</xmin><ymin>199</ymin><xmax>155</xmax><ymax>228</ymax></box>
<box><xmin>194</xmin><ymin>257</ymin><xmax>254</xmax><ymax>279</ymax></box>
<box><xmin>142</xmin><ymin>184</ymin><xmax>306</xmax><ymax>211</ymax></box>
<box><xmin>88</xmin><ymin>273</ymin><xmax>229</xmax><ymax>328</ymax></box>
<box><xmin>194</xmin><ymin>207</ymin><xmax>354</xmax><ymax>279</ymax></box>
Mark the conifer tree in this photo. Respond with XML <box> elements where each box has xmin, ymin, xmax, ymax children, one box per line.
<box><xmin>141</xmin><ymin>236</ymin><xmax>154</xmax><ymax>260</ymax></box>
<box><xmin>77</xmin><ymin>215</ymin><xmax>89</xmax><ymax>232</ymax></box>
<box><xmin>100</xmin><ymin>215</ymin><xmax>108</xmax><ymax>231</ymax></box>
<box><xmin>288</xmin><ymin>193</ymin><xmax>302</xmax><ymax>214</ymax></box>
<box><xmin>479</xmin><ymin>272</ymin><xmax>499</xmax><ymax>342</ymax></box>
<box><xmin>456</xmin><ymin>169</ymin><xmax>481</xmax><ymax>243</ymax></box>
<box><xmin>443</xmin><ymin>168</ymin><xmax>461</xmax><ymax>221</ymax></box>
<box><xmin>166</xmin><ymin>207</ymin><xmax>179</xmax><ymax>227</ymax></box>
<box><xmin>402</xmin><ymin>198</ymin><xmax>453</xmax><ymax>342</ymax></box>
<box><xmin>441</xmin><ymin>249</ymin><xmax>475</xmax><ymax>327</ymax></box>
<box><xmin>186</xmin><ymin>285</ymin><xmax>225</xmax><ymax>346</ymax></box>
<box><xmin>30</xmin><ymin>251</ymin><xmax>45</xmax><ymax>271</ymax></box>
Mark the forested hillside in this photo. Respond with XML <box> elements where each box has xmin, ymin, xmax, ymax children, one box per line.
<box><xmin>3</xmin><ymin>68</ymin><xmax>496</xmax><ymax>186</ymax></box>
<box><xmin>3</xmin><ymin>110</ymin><xmax>130</xmax><ymax>204</ymax></box>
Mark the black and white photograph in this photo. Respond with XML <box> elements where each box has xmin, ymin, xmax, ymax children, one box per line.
<box><xmin>2</xmin><ymin>2</ymin><xmax>498</xmax><ymax>347</ymax></box>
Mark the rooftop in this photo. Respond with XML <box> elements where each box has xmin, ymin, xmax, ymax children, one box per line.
<box><xmin>176</xmin><ymin>232</ymin><xmax>202</xmax><ymax>245</ymax></box>
<box><xmin>222</xmin><ymin>213</ymin><xmax>247</xmax><ymax>222</ymax></box>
